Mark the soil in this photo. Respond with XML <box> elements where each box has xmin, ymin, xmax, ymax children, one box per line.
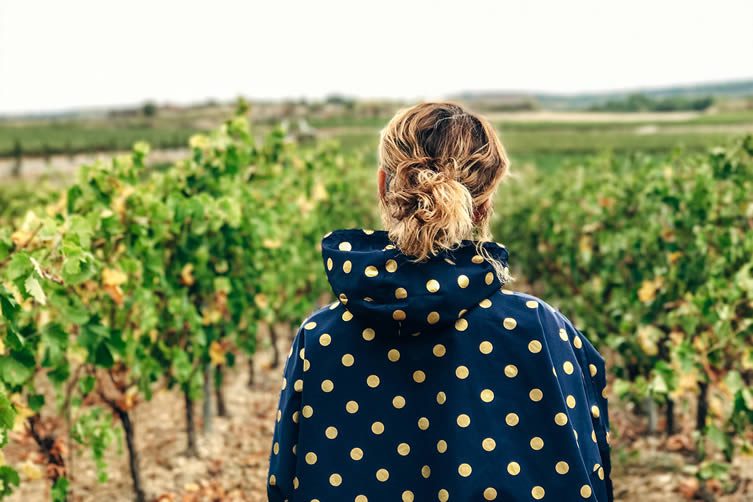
<box><xmin>6</xmin><ymin>332</ymin><xmax>753</xmax><ymax>502</ymax></box>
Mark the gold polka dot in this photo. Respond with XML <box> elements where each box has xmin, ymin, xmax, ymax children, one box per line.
<box><xmin>346</xmin><ymin>400</ymin><xmax>359</xmax><ymax>413</ymax></box>
<box><xmin>503</xmin><ymin>317</ymin><xmax>517</xmax><ymax>330</ymax></box>
<box><xmin>393</xmin><ymin>309</ymin><xmax>406</xmax><ymax>321</ymax></box>
<box><xmin>376</xmin><ymin>468</ymin><xmax>389</xmax><ymax>482</ymax></box>
<box><xmin>458</xmin><ymin>308</ymin><xmax>467</xmax><ymax>317</ymax></box>
<box><xmin>485</xmin><ymin>272</ymin><xmax>494</xmax><ymax>285</ymax></box>
<box><xmin>350</xmin><ymin>447</ymin><xmax>363</xmax><ymax>460</ymax></box>
<box><xmin>303</xmin><ymin>359</ymin><xmax>310</xmax><ymax>372</ymax></box>
<box><xmin>393</xmin><ymin>395</ymin><xmax>406</xmax><ymax>409</ymax></box>
<box><xmin>532</xmin><ymin>486</ymin><xmax>545</xmax><ymax>499</ymax></box>
<box><xmin>526</xmin><ymin>300</ymin><xmax>539</xmax><ymax>309</ymax></box>
<box><xmin>455</xmin><ymin>318</ymin><xmax>468</xmax><ymax>331</ymax></box>
<box><xmin>293</xmin><ymin>477</ymin><xmax>299</xmax><ymax>489</ymax></box>
<box><xmin>602</xmin><ymin>386</ymin><xmax>608</xmax><ymax>399</ymax></box>
<box><xmin>482</xmin><ymin>437</ymin><xmax>496</xmax><ymax>451</ymax></box>
<box><xmin>591</xmin><ymin>405</ymin><xmax>600</xmax><ymax>418</ymax></box>
<box><xmin>365</xmin><ymin>265</ymin><xmax>379</xmax><ymax>277</ymax></box>
<box><xmin>472</xmin><ymin>254</ymin><xmax>485</xmax><ymax>264</ymax></box>
<box><xmin>580</xmin><ymin>485</ymin><xmax>592</xmax><ymax>498</ymax></box>
<box><xmin>507</xmin><ymin>461</ymin><xmax>521</xmax><ymax>475</ymax></box>
<box><xmin>528</xmin><ymin>340</ymin><xmax>542</xmax><ymax>353</ymax></box>
<box><xmin>291</xmin><ymin>411</ymin><xmax>298</xmax><ymax>423</ymax></box>
<box><xmin>421</xmin><ymin>465</ymin><xmax>431</xmax><ymax>478</ymax></box>
<box><xmin>457</xmin><ymin>414</ymin><xmax>471</xmax><ymax>428</ymax></box>
<box><xmin>325</xmin><ymin>426</ymin><xmax>338</xmax><ymax>439</ymax></box>
<box><xmin>530</xmin><ymin>437</ymin><xmax>544</xmax><ymax>450</ymax></box>
<box><xmin>294</xmin><ymin>379</ymin><xmax>303</xmax><ymax>392</ymax></box>
<box><xmin>566</xmin><ymin>395</ymin><xmax>576</xmax><ymax>408</ymax></box>
<box><xmin>479</xmin><ymin>298</ymin><xmax>492</xmax><ymax>308</ymax></box>
<box><xmin>304</xmin><ymin>321</ymin><xmax>317</xmax><ymax>330</ymax></box>
<box><xmin>592</xmin><ymin>430</ymin><xmax>598</xmax><ymax>443</ymax></box>
<box><xmin>598</xmin><ymin>467</ymin><xmax>605</xmax><ymax>480</ymax></box>
<box><xmin>458</xmin><ymin>463</ymin><xmax>472</xmax><ymax>477</ymax></box>
<box><xmin>397</xmin><ymin>442</ymin><xmax>411</xmax><ymax>456</ymax></box>
<box><xmin>305</xmin><ymin>452</ymin><xmax>317</xmax><ymax>464</ymax></box>
<box><xmin>529</xmin><ymin>388</ymin><xmax>543</xmax><ymax>401</ymax></box>
<box><xmin>413</xmin><ymin>370</ymin><xmax>426</xmax><ymax>383</ymax></box>
<box><xmin>506</xmin><ymin>413</ymin><xmax>519</xmax><ymax>426</ymax></box>
<box><xmin>385</xmin><ymin>259</ymin><xmax>398</xmax><ymax>272</ymax></box>
<box><xmin>362</xmin><ymin>328</ymin><xmax>376</xmax><ymax>341</ymax></box>
<box><xmin>433</xmin><ymin>344</ymin><xmax>446</xmax><ymax>357</ymax></box>
<box><xmin>402</xmin><ymin>490</ymin><xmax>414</xmax><ymax>502</ymax></box>
<box><xmin>457</xmin><ymin>275</ymin><xmax>470</xmax><ymax>288</ymax></box>
<box><xmin>342</xmin><ymin>310</ymin><xmax>353</xmax><ymax>321</ymax></box>
<box><xmin>319</xmin><ymin>333</ymin><xmax>332</xmax><ymax>346</ymax></box>
<box><xmin>484</xmin><ymin>487</ymin><xmax>498</xmax><ymax>500</ymax></box>
<box><xmin>371</xmin><ymin>421</ymin><xmax>384</xmax><ymax>434</ymax></box>
<box><xmin>426</xmin><ymin>279</ymin><xmax>440</xmax><ymax>293</ymax></box>
<box><xmin>436</xmin><ymin>391</ymin><xmax>447</xmax><ymax>404</ymax></box>
<box><xmin>269</xmin><ymin>474</ymin><xmax>276</xmax><ymax>486</ymax></box>
<box><xmin>589</xmin><ymin>364</ymin><xmax>597</xmax><ymax>377</ymax></box>
<box><xmin>556</xmin><ymin>460</ymin><xmax>569</xmax><ymax>474</ymax></box>
<box><xmin>504</xmin><ymin>364</ymin><xmax>518</xmax><ymax>378</ymax></box>
<box><xmin>338</xmin><ymin>292</ymin><xmax>348</xmax><ymax>304</ymax></box>
<box><xmin>563</xmin><ymin>361</ymin><xmax>574</xmax><ymax>374</ymax></box>
<box><xmin>555</xmin><ymin>412</ymin><xmax>569</xmax><ymax>425</ymax></box>
<box><xmin>559</xmin><ymin>328</ymin><xmax>568</xmax><ymax>341</ymax></box>
<box><xmin>427</xmin><ymin>311</ymin><xmax>440</xmax><ymax>324</ymax></box>
<box><xmin>574</xmin><ymin>335</ymin><xmax>583</xmax><ymax>349</ymax></box>
<box><xmin>329</xmin><ymin>473</ymin><xmax>342</xmax><ymax>486</ymax></box>
<box><xmin>338</xmin><ymin>241</ymin><xmax>352</xmax><ymax>251</ymax></box>
<box><xmin>326</xmin><ymin>257</ymin><xmax>333</xmax><ymax>271</ymax></box>
<box><xmin>395</xmin><ymin>287</ymin><xmax>408</xmax><ymax>299</ymax></box>
<box><xmin>273</xmin><ymin>442</ymin><xmax>279</xmax><ymax>455</ymax></box>
<box><xmin>501</xmin><ymin>288</ymin><xmax>514</xmax><ymax>295</ymax></box>
<box><xmin>355</xmin><ymin>496</ymin><xmax>367</xmax><ymax>502</ymax></box>
<box><xmin>481</xmin><ymin>389</ymin><xmax>495</xmax><ymax>403</ymax></box>
<box><xmin>438</xmin><ymin>489</ymin><xmax>449</xmax><ymax>502</ymax></box>
<box><xmin>437</xmin><ymin>440</ymin><xmax>448</xmax><ymax>453</ymax></box>
<box><xmin>342</xmin><ymin>353</ymin><xmax>354</xmax><ymax>366</ymax></box>
<box><xmin>367</xmin><ymin>375</ymin><xmax>380</xmax><ymax>388</ymax></box>
<box><xmin>455</xmin><ymin>365</ymin><xmax>469</xmax><ymax>379</ymax></box>
<box><xmin>321</xmin><ymin>379</ymin><xmax>334</xmax><ymax>392</ymax></box>
<box><xmin>418</xmin><ymin>417</ymin><xmax>430</xmax><ymax>430</ymax></box>
<box><xmin>302</xmin><ymin>405</ymin><xmax>313</xmax><ymax>418</ymax></box>
<box><xmin>343</xmin><ymin>260</ymin><xmax>352</xmax><ymax>273</ymax></box>
<box><xmin>479</xmin><ymin>341</ymin><xmax>493</xmax><ymax>354</ymax></box>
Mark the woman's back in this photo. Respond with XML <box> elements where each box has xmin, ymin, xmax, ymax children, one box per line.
<box><xmin>267</xmin><ymin>102</ymin><xmax>612</xmax><ymax>501</ymax></box>
<box><xmin>267</xmin><ymin>229</ymin><xmax>612</xmax><ymax>501</ymax></box>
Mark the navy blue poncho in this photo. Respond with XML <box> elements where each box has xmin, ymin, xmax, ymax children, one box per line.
<box><xmin>267</xmin><ymin>229</ymin><xmax>613</xmax><ymax>501</ymax></box>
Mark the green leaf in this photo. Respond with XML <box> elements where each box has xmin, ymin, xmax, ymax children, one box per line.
<box><xmin>0</xmin><ymin>465</ymin><xmax>20</xmax><ymax>497</ymax></box>
<box><xmin>0</xmin><ymin>393</ymin><xmax>16</xmax><ymax>430</ymax></box>
<box><xmin>28</xmin><ymin>394</ymin><xmax>45</xmax><ymax>412</ymax></box>
<box><xmin>0</xmin><ymin>351</ymin><xmax>35</xmax><ymax>387</ymax></box>
<box><xmin>24</xmin><ymin>275</ymin><xmax>46</xmax><ymax>305</ymax></box>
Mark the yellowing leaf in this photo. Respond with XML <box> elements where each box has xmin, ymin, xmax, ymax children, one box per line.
<box><xmin>180</xmin><ymin>264</ymin><xmax>195</xmax><ymax>287</ymax></box>
<box><xmin>209</xmin><ymin>341</ymin><xmax>226</xmax><ymax>366</ymax></box>
<box><xmin>19</xmin><ymin>460</ymin><xmax>43</xmax><ymax>481</ymax></box>
<box><xmin>254</xmin><ymin>293</ymin><xmax>269</xmax><ymax>310</ymax></box>
<box><xmin>102</xmin><ymin>268</ymin><xmax>128</xmax><ymax>287</ymax></box>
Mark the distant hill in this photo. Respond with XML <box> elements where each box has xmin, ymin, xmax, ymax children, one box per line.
<box><xmin>452</xmin><ymin>79</ymin><xmax>753</xmax><ymax>110</ymax></box>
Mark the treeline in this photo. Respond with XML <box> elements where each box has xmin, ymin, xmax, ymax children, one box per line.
<box><xmin>590</xmin><ymin>93</ymin><xmax>714</xmax><ymax>112</ymax></box>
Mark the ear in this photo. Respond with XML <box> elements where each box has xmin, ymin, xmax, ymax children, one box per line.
<box><xmin>377</xmin><ymin>167</ymin><xmax>387</xmax><ymax>199</ymax></box>
<box><xmin>473</xmin><ymin>199</ymin><xmax>490</xmax><ymax>224</ymax></box>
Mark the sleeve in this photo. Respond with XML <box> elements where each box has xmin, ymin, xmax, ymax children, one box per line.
<box><xmin>559</xmin><ymin>314</ymin><xmax>614</xmax><ymax>502</ymax></box>
<box><xmin>584</xmin><ymin>341</ymin><xmax>614</xmax><ymax>502</ymax></box>
<box><xmin>267</xmin><ymin>324</ymin><xmax>306</xmax><ymax>501</ymax></box>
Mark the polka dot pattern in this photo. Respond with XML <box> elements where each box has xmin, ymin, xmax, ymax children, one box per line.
<box><xmin>267</xmin><ymin>229</ymin><xmax>612</xmax><ymax>502</ymax></box>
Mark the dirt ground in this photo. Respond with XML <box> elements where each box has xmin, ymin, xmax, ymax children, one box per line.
<box><xmin>6</xmin><ymin>338</ymin><xmax>753</xmax><ymax>502</ymax></box>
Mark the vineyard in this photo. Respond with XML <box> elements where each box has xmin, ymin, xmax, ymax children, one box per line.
<box><xmin>1</xmin><ymin>104</ymin><xmax>753</xmax><ymax>501</ymax></box>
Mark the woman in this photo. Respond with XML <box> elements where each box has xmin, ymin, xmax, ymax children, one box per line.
<box><xmin>267</xmin><ymin>103</ymin><xmax>613</xmax><ymax>501</ymax></box>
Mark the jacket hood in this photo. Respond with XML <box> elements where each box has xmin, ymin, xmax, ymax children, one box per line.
<box><xmin>321</xmin><ymin>228</ymin><xmax>509</xmax><ymax>335</ymax></box>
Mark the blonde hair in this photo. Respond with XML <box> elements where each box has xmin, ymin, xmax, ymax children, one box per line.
<box><xmin>378</xmin><ymin>102</ymin><xmax>510</xmax><ymax>279</ymax></box>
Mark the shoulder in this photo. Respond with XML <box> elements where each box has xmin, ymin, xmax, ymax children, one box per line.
<box><xmin>292</xmin><ymin>300</ymin><xmax>346</xmax><ymax>347</ymax></box>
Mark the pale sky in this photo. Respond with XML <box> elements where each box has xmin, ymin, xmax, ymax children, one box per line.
<box><xmin>1</xmin><ymin>0</ymin><xmax>752</xmax><ymax>114</ymax></box>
